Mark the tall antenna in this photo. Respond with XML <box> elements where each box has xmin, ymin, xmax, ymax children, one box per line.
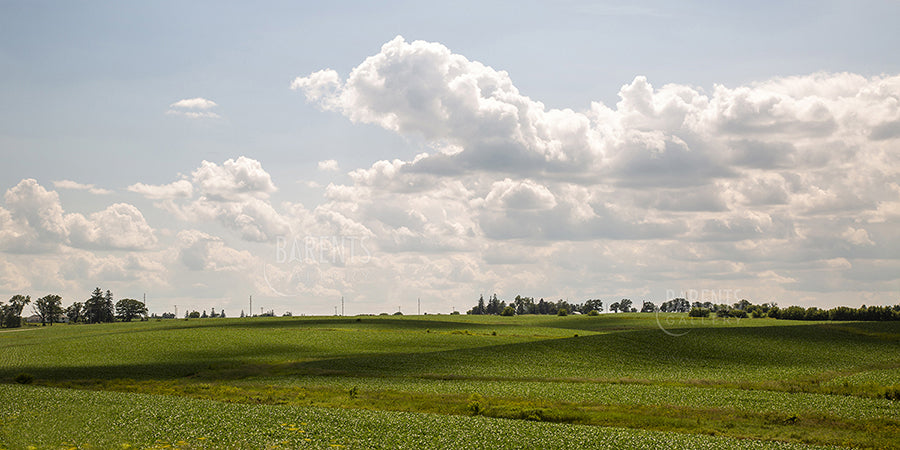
<box><xmin>418</xmin><ymin>297</ymin><xmax>421</xmax><ymax>315</ymax></box>
<box><xmin>341</xmin><ymin>296</ymin><xmax>344</xmax><ymax>316</ymax></box>
<box><xmin>174</xmin><ymin>304</ymin><xmax>178</xmax><ymax>318</ymax></box>
<box><xmin>249</xmin><ymin>295</ymin><xmax>252</xmax><ymax>318</ymax></box>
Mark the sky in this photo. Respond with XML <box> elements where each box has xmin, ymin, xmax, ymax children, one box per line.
<box><xmin>2</xmin><ymin>1</ymin><xmax>899</xmax><ymax>316</ymax></box>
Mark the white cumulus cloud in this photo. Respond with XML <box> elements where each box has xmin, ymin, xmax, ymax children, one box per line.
<box><xmin>167</xmin><ymin>97</ymin><xmax>220</xmax><ymax>118</ymax></box>
<box><xmin>127</xmin><ymin>180</ymin><xmax>194</xmax><ymax>200</ymax></box>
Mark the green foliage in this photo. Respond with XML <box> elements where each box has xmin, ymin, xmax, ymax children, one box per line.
<box><xmin>587</xmin><ymin>310</ymin><xmax>600</xmax><ymax>316</ymax></box>
<box><xmin>1</xmin><ymin>294</ymin><xmax>31</xmax><ymax>328</ymax></box>
<box><xmin>34</xmin><ymin>294</ymin><xmax>64</xmax><ymax>325</ymax></box>
<box><xmin>115</xmin><ymin>298</ymin><xmax>147</xmax><ymax>322</ymax></box>
<box><xmin>556</xmin><ymin>308</ymin><xmax>567</xmax><ymax>316</ymax></box>
<box><xmin>66</xmin><ymin>301</ymin><xmax>84</xmax><ymax>323</ymax></box>
<box><xmin>467</xmin><ymin>393</ymin><xmax>484</xmax><ymax>415</ymax></box>
<box><xmin>14</xmin><ymin>373</ymin><xmax>34</xmax><ymax>384</ymax></box>
<box><xmin>500</xmin><ymin>306</ymin><xmax>515</xmax><ymax>316</ymax></box>
<box><xmin>688</xmin><ymin>307</ymin><xmax>710</xmax><ymax>318</ymax></box>
<box><xmin>780</xmin><ymin>306</ymin><xmax>807</xmax><ymax>320</ymax></box>
<box><xmin>84</xmin><ymin>288</ymin><xmax>114</xmax><ymax>323</ymax></box>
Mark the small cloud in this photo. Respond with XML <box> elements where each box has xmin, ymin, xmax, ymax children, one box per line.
<box><xmin>52</xmin><ymin>180</ymin><xmax>112</xmax><ymax>195</ymax></box>
<box><xmin>318</xmin><ymin>159</ymin><xmax>340</xmax><ymax>172</ymax></box>
<box><xmin>167</xmin><ymin>97</ymin><xmax>220</xmax><ymax>119</ymax></box>
<box><xmin>127</xmin><ymin>180</ymin><xmax>193</xmax><ymax>200</ymax></box>
<box><xmin>170</xmin><ymin>98</ymin><xmax>217</xmax><ymax>110</ymax></box>
<box><xmin>841</xmin><ymin>226</ymin><xmax>874</xmax><ymax>246</ymax></box>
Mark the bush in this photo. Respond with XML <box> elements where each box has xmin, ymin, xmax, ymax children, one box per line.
<box><xmin>587</xmin><ymin>309</ymin><xmax>600</xmax><ymax>316</ymax></box>
<box><xmin>780</xmin><ymin>306</ymin><xmax>806</xmax><ymax>320</ymax></box>
<box><xmin>557</xmin><ymin>308</ymin><xmax>568</xmax><ymax>316</ymax></box>
<box><xmin>467</xmin><ymin>393</ymin><xmax>484</xmax><ymax>415</ymax></box>
<box><xmin>688</xmin><ymin>307</ymin><xmax>710</xmax><ymax>318</ymax></box>
<box><xmin>500</xmin><ymin>306</ymin><xmax>515</xmax><ymax>316</ymax></box>
<box><xmin>14</xmin><ymin>373</ymin><xmax>33</xmax><ymax>384</ymax></box>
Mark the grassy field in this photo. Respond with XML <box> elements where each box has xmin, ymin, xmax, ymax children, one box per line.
<box><xmin>1</xmin><ymin>313</ymin><xmax>899</xmax><ymax>448</ymax></box>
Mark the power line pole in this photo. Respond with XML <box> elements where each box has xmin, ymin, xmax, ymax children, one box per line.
<box><xmin>341</xmin><ymin>296</ymin><xmax>344</xmax><ymax>316</ymax></box>
<box><xmin>249</xmin><ymin>295</ymin><xmax>252</xmax><ymax>318</ymax></box>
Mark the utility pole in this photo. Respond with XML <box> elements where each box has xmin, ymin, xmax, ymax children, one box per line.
<box><xmin>418</xmin><ymin>297</ymin><xmax>421</xmax><ymax>315</ymax></box>
<box><xmin>341</xmin><ymin>296</ymin><xmax>344</xmax><ymax>316</ymax></box>
<box><xmin>249</xmin><ymin>295</ymin><xmax>252</xmax><ymax>318</ymax></box>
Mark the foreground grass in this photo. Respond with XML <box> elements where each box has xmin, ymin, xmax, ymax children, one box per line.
<box><xmin>0</xmin><ymin>384</ymin><xmax>829</xmax><ymax>449</ymax></box>
<box><xmin>2</xmin><ymin>314</ymin><xmax>899</xmax><ymax>448</ymax></box>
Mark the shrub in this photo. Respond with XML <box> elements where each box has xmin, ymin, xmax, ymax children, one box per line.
<box><xmin>14</xmin><ymin>373</ymin><xmax>33</xmax><ymax>384</ymax></box>
<box><xmin>467</xmin><ymin>394</ymin><xmax>484</xmax><ymax>415</ymax></box>
<box><xmin>780</xmin><ymin>306</ymin><xmax>806</xmax><ymax>320</ymax></box>
<box><xmin>587</xmin><ymin>310</ymin><xmax>599</xmax><ymax>316</ymax></box>
<box><xmin>557</xmin><ymin>308</ymin><xmax>568</xmax><ymax>316</ymax></box>
<box><xmin>688</xmin><ymin>307</ymin><xmax>710</xmax><ymax>318</ymax></box>
<box><xmin>500</xmin><ymin>306</ymin><xmax>515</xmax><ymax>316</ymax></box>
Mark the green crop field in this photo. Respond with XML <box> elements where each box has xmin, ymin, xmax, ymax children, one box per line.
<box><xmin>2</xmin><ymin>314</ymin><xmax>899</xmax><ymax>449</ymax></box>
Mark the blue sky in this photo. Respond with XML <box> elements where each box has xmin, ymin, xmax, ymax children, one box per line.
<box><xmin>2</xmin><ymin>1</ymin><xmax>899</xmax><ymax>315</ymax></box>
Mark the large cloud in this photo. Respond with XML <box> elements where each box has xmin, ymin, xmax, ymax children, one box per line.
<box><xmin>285</xmin><ymin>36</ymin><xmax>900</xmax><ymax>309</ymax></box>
<box><xmin>1</xmin><ymin>179</ymin><xmax>157</xmax><ymax>253</ymax></box>
<box><xmin>66</xmin><ymin>203</ymin><xmax>157</xmax><ymax>250</ymax></box>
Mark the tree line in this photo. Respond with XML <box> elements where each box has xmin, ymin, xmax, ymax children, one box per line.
<box><xmin>467</xmin><ymin>294</ymin><xmax>604</xmax><ymax>316</ymax></box>
<box><xmin>465</xmin><ymin>294</ymin><xmax>900</xmax><ymax>321</ymax></box>
<box><xmin>0</xmin><ymin>288</ymin><xmax>148</xmax><ymax>328</ymax></box>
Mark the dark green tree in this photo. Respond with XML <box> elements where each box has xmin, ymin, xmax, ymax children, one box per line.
<box><xmin>84</xmin><ymin>288</ymin><xmax>114</xmax><ymax>323</ymax></box>
<box><xmin>609</xmin><ymin>301</ymin><xmax>620</xmax><ymax>313</ymax></box>
<box><xmin>471</xmin><ymin>295</ymin><xmax>486</xmax><ymax>315</ymax></box>
<box><xmin>34</xmin><ymin>294</ymin><xmax>64</xmax><ymax>325</ymax></box>
<box><xmin>1</xmin><ymin>294</ymin><xmax>31</xmax><ymax>328</ymax></box>
<box><xmin>103</xmin><ymin>290</ymin><xmax>115</xmax><ymax>322</ymax></box>
<box><xmin>640</xmin><ymin>301</ymin><xmax>657</xmax><ymax>313</ymax></box>
<box><xmin>618</xmin><ymin>299</ymin><xmax>633</xmax><ymax>313</ymax></box>
<box><xmin>115</xmin><ymin>298</ymin><xmax>148</xmax><ymax>322</ymax></box>
<box><xmin>581</xmin><ymin>299</ymin><xmax>603</xmax><ymax>314</ymax></box>
<box><xmin>66</xmin><ymin>302</ymin><xmax>84</xmax><ymax>323</ymax></box>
